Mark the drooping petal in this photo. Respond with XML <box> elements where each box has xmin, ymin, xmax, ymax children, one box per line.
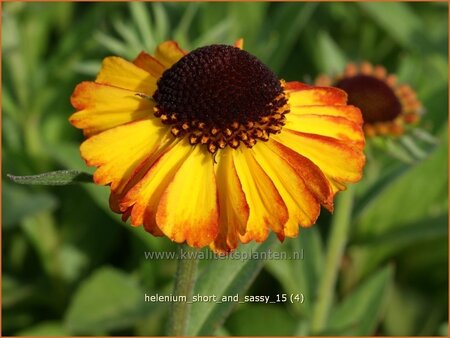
<box><xmin>95</xmin><ymin>56</ymin><xmax>157</xmax><ymax>94</ymax></box>
<box><xmin>281</xmin><ymin>82</ymin><xmax>365</xmax><ymax>193</ymax></box>
<box><xmin>80</xmin><ymin>118</ymin><xmax>171</xmax><ymax>193</ymax></box>
<box><xmin>156</xmin><ymin>145</ymin><xmax>219</xmax><ymax>247</ymax></box>
<box><xmin>286</xmin><ymin>81</ymin><xmax>347</xmax><ymax>106</ymax></box>
<box><xmin>289</xmin><ymin>105</ymin><xmax>363</xmax><ymax>125</ymax></box>
<box><xmin>154</xmin><ymin>41</ymin><xmax>186</xmax><ymax>68</ymax></box>
<box><xmin>253</xmin><ymin>143</ymin><xmax>322</xmax><ymax>237</ymax></box>
<box><xmin>70</xmin><ymin>82</ymin><xmax>154</xmax><ymax>136</ymax></box>
<box><xmin>109</xmin><ymin>136</ymin><xmax>177</xmax><ymax>215</ymax></box>
<box><xmin>267</xmin><ymin>139</ymin><xmax>334</xmax><ymax>211</ymax></box>
<box><xmin>233</xmin><ymin>148</ymin><xmax>288</xmax><ymax>243</ymax></box>
<box><xmin>285</xmin><ymin>113</ymin><xmax>364</xmax><ymax>147</ymax></box>
<box><xmin>120</xmin><ymin>141</ymin><xmax>192</xmax><ymax>236</ymax></box>
<box><xmin>210</xmin><ymin>148</ymin><xmax>249</xmax><ymax>253</ymax></box>
<box><xmin>273</xmin><ymin>130</ymin><xmax>365</xmax><ymax>193</ymax></box>
<box><xmin>133</xmin><ymin>51</ymin><xmax>166</xmax><ymax>78</ymax></box>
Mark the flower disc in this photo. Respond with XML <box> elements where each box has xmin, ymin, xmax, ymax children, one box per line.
<box><xmin>335</xmin><ymin>75</ymin><xmax>402</xmax><ymax>124</ymax></box>
<box><xmin>154</xmin><ymin>44</ymin><xmax>285</xmax><ymax>127</ymax></box>
<box><xmin>153</xmin><ymin>45</ymin><xmax>289</xmax><ymax>153</ymax></box>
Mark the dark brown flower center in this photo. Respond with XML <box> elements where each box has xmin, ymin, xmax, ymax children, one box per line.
<box><xmin>335</xmin><ymin>75</ymin><xmax>402</xmax><ymax>124</ymax></box>
<box><xmin>153</xmin><ymin>44</ymin><xmax>288</xmax><ymax>153</ymax></box>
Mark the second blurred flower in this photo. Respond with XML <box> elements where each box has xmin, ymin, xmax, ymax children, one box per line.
<box><xmin>316</xmin><ymin>62</ymin><xmax>422</xmax><ymax>138</ymax></box>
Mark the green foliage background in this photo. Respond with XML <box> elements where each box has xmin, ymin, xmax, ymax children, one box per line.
<box><xmin>2</xmin><ymin>2</ymin><xmax>448</xmax><ymax>336</ymax></box>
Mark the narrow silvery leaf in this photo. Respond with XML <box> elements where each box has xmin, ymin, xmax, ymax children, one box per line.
<box><xmin>7</xmin><ymin>170</ymin><xmax>93</xmax><ymax>186</ymax></box>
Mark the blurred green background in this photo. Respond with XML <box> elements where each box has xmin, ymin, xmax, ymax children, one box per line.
<box><xmin>2</xmin><ymin>2</ymin><xmax>448</xmax><ymax>336</ymax></box>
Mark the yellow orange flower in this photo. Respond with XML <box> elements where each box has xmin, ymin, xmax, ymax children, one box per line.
<box><xmin>70</xmin><ymin>40</ymin><xmax>365</xmax><ymax>252</ymax></box>
<box><xmin>316</xmin><ymin>62</ymin><xmax>422</xmax><ymax>137</ymax></box>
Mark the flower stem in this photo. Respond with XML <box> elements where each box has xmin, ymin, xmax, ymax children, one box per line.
<box><xmin>310</xmin><ymin>185</ymin><xmax>355</xmax><ymax>334</ymax></box>
<box><xmin>166</xmin><ymin>245</ymin><xmax>199</xmax><ymax>336</ymax></box>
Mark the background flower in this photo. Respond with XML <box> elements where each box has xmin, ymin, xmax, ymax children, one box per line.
<box><xmin>316</xmin><ymin>61</ymin><xmax>422</xmax><ymax>137</ymax></box>
<box><xmin>2</xmin><ymin>2</ymin><xmax>448</xmax><ymax>336</ymax></box>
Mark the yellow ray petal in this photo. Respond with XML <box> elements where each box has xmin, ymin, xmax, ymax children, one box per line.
<box><xmin>268</xmin><ymin>139</ymin><xmax>334</xmax><ymax>212</ymax></box>
<box><xmin>285</xmin><ymin>113</ymin><xmax>364</xmax><ymax>147</ymax></box>
<box><xmin>70</xmin><ymin>82</ymin><xmax>154</xmax><ymax>136</ymax></box>
<box><xmin>274</xmin><ymin>130</ymin><xmax>365</xmax><ymax>192</ymax></box>
<box><xmin>253</xmin><ymin>143</ymin><xmax>322</xmax><ymax>237</ymax></box>
<box><xmin>120</xmin><ymin>141</ymin><xmax>192</xmax><ymax>236</ymax></box>
<box><xmin>234</xmin><ymin>38</ymin><xmax>244</xmax><ymax>49</ymax></box>
<box><xmin>156</xmin><ymin>146</ymin><xmax>219</xmax><ymax>247</ymax></box>
<box><xmin>290</xmin><ymin>105</ymin><xmax>363</xmax><ymax>124</ymax></box>
<box><xmin>154</xmin><ymin>40</ymin><xmax>186</xmax><ymax>68</ymax></box>
<box><xmin>80</xmin><ymin>118</ymin><xmax>171</xmax><ymax>194</ymax></box>
<box><xmin>286</xmin><ymin>81</ymin><xmax>347</xmax><ymax>106</ymax></box>
<box><xmin>327</xmin><ymin>177</ymin><xmax>348</xmax><ymax>194</ymax></box>
<box><xmin>109</xmin><ymin>138</ymin><xmax>176</xmax><ymax>216</ymax></box>
<box><xmin>133</xmin><ymin>51</ymin><xmax>166</xmax><ymax>78</ymax></box>
<box><xmin>96</xmin><ymin>56</ymin><xmax>157</xmax><ymax>94</ymax></box>
<box><xmin>233</xmin><ymin>148</ymin><xmax>288</xmax><ymax>243</ymax></box>
<box><xmin>210</xmin><ymin>148</ymin><xmax>249</xmax><ymax>253</ymax></box>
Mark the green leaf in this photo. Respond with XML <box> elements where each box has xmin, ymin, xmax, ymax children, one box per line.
<box><xmin>226</xmin><ymin>304</ymin><xmax>297</xmax><ymax>335</ymax></box>
<box><xmin>357</xmin><ymin>212</ymin><xmax>448</xmax><ymax>249</ymax></box>
<box><xmin>58</xmin><ymin>244</ymin><xmax>89</xmax><ymax>282</ymax></box>
<box><xmin>2</xmin><ymin>275</ymin><xmax>34</xmax><ymax>308</ymax></box>
<box><xmin>18</xmin><ymin>321</ymin><xmax>69</xmax><ymax>336</ymax></box>
<box><xmin>2</xmin><ymin>85</ymin><xmax>20</xmax><ymax>120</ymax></box>
<box><xmin>346</xmin><ymin>132</ymin><xmax>448</xmax><ymax>285</ymax></box>
<box><xmin>129</xmin><ymin>2</ymin><xmax>155</xmax><ymax>52</ymax></box>
<box><xmin>383</xmin><ymin>283</ymin><xmax>445</xmax><ymax>336</ymax></box>
<box><xmin>358</xmin><ymin>2</ymin><xmax>423</xmax><ymax>49</ymax></box>
<box><xmin>345</xmin><ymin>212</ymin><xmax>447</xmax><ymax>291</ymax></box>
<box><xmin>173</xmin><ymin>3</ymin><xmax>200</xmax><ymax>48</ymax></box>
<box><xmin>268</xmin><ymin>3</ymin><xmax>318</xmax><ymax>72</ymax></box>
<box><xmin>265</xmin><ymin>227</ymin><xmax>324</xmax><ymax>316</ymax></box>
<box><xmin>192</xmin><ymin>18</ymin><xmax>233</xmax><ymax>48</ymax></box>
<box><xmin>197</xmin><ymin>3</ymin><xmax>228</xmax><ymax>36</ymax></box>
<box><xmin>95</xmin><ymin>31</ymin><xmax>132</xmax><ymax>57</ymax></box>
<box><xmin>21</xmin><ymin>212</ymin><xmax>66</xmax><ymax>279</ymax></box>
<box><xmin>47</xmin><ymin>142</ymin><xmax>89</xmax><ymax>170</ymax></box>
<box><xmin>355</xmin><ymin>130</ymin><xmax>448</xmax><ymax>238</ymax></box>
<box><xmin>315</xmin><ymin>31</ymin><xmax>347</xmax><ymax>74</ymax></box>
<box><xmin>65</xmin><ymin>267</ymin><xmax>153</xmax><ymax>334</ymax></box>
<box><xmin>411</xmin><ymin>128</ymin><xmax>439</xmax><ymax>145</ymax></box>
<box><xmin>113</xmin><ymin>19</ymin><xmax>142</xmax><ymax>56</ymax></box>
<box><xmin>152</xmin><ymin>3</ymin><xmax>169</xmax><ymax>42</ymax></box>
<box><xmin>2</xmin><ymin>181</ymin><xmax>58</xmax><ymax>227</ymax></box>
<box><xmin>7</xmin><ymin>170</ymin><xmax>93</xmax><ymax>186</ymax></box>
<box><xmin>438</xmin><ymin>322</ymin><xmax>449</xmax><ymax>336</ymax></box>
<box><xmin>397</xmin><ymin>236</ymin><xmax>448</xmax><ymax>291</ymax></box>
<box><xmin>325</xmin><ymin>265</ymin><xmax>394</xmax><ymax>335</ymax></box>
<box><xmin>383</xmin><ymin>137</ymin><xmax>417</xmax><ymax>164</ymax></box>
<box><xmin>228</xmin><ymin>2</ymin><xmax>268</xmax><ymax>45</ymax></box>
<box><xmin>73</xmin><ymin>60</ymin><xmax>102</xmax><ymax>76</ymax></box>
<box><xmin>399</xmin><ymin>135</ymin><xmax>428</xmax><ymax>160</ymax></box>
<box><xmin>187</xmin><ymin>235</ymin><xmax>276</xmax><ymax>335</ymax></box>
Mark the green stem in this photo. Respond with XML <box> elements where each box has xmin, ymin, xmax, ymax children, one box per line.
<box><xmin>310</xmin><ymin>186</ymin><xmax>355</xmax><ymax>334</ymax></box>
<box><xmin>166</xmin><ymin>245</ymin><xmax>199</xmax><ymax>336</ymax></box>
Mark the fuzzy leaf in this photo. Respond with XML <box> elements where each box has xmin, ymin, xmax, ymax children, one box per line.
<box><xmin>7</xmin><ymin>170</ymin><xmax>93</xmax><ymax>186</ymax></box>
